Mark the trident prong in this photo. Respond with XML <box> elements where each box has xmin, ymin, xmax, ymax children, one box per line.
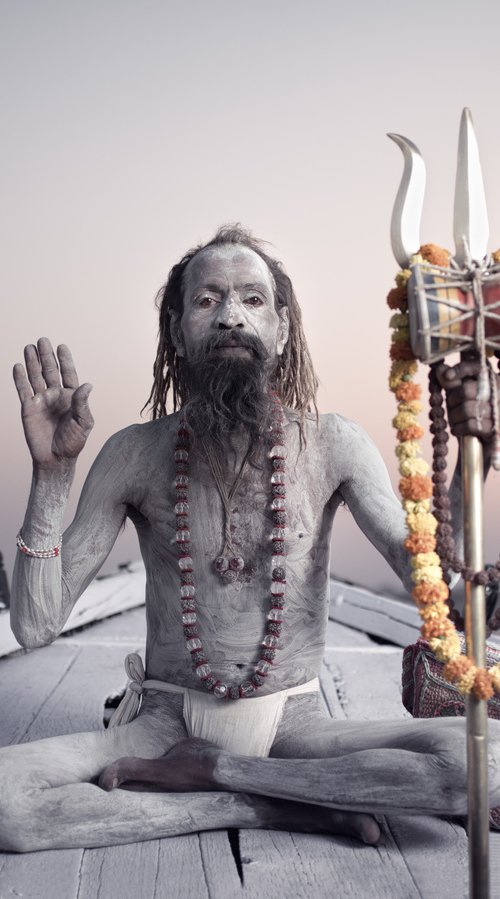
<box><xmin>453</xmin><ymin>107</ymin><xmax>489</xmax><ymax>267</ymax></box>
<box><xmin>387</xmin><ymin>133</ymin><xmax>426</xmax><ymax>268</ymax></box>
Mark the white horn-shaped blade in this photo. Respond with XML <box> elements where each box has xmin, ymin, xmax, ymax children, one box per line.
<box><xmin>453</xmin><ymin>107</ymin><xmax>489</xmax><ymax>265</ymax></box>
<box><xmin>388</xmin><ymin>133</ymin><xmax>426</xmax><ymax>268</ymax></box>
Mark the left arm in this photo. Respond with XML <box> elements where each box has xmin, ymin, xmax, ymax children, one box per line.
<box><xmin>336</xmin><ymin>419</ymin><xmax>462</xmax><ymax>594</ymax></box>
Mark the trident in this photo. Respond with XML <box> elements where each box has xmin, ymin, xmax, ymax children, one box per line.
<box><xmin>389</xmin><ymin>109</ymin><xmax>500</xmax><ymax>899</ymax></box>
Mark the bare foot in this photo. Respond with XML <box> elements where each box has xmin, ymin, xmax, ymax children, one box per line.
<box><xmin>98</xmin><ymin>737</ymin><xmax>220</xmax><ymax>792</ymax></box>
<box><xmin>269</xmin><ymin>799</ymin><xmax>382</xmax><ymax>845</ymax></box>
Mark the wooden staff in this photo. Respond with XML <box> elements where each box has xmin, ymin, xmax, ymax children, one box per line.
<box><xmin>462</xmin><ymin>435</ymin><xmax>489</xmax><ymax>898</ymax></box>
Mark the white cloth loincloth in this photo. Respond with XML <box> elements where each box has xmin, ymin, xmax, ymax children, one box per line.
<box><xmin>108</xmin><ymin>652</ymin><xmax>319</xmax><ymax>757</ymax></box>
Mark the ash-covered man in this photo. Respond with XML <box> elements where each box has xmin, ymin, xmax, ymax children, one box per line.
<box><xmin>3</xmin><ymin>226</ymin><xmax>500</xmax><ymax>852</ymax></box>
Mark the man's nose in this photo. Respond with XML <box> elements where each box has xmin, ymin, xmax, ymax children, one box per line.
<box><xmin>214</xmin><ymin>296</ymin><xmax>244</xmax><ymax>329</ymax></box>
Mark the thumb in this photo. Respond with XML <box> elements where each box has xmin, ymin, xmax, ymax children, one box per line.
<box><xmin>72</xmin><ymin>383</ymin><xmax>94</xmax><ymax>432</ymax></box>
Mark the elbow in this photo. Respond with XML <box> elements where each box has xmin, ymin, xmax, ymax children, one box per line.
<box><xmin>10</xmin><ymin>614</ymin><xmax>61</xmax><ymax>650</ymax></box>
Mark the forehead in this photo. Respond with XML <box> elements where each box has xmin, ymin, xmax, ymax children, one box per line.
<box><xmin>183</xmin><ymin>245</ymin><xmax>274</xmax><ymax>294</ymax></box>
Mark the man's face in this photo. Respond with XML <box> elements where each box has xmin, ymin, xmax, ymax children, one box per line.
<box><xmin>171</xmin><ymin>245</ymin><xmax>289</xmax><ymax>364</ymax></box>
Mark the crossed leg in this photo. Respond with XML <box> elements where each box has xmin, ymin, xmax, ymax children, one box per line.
<box><xmin>3</xmin><ymin>694</ymin><xmax>500</xmax><ymax>852</ymax></box>
<box><xmin>0</xmin><ymin>695</ymin><xmax>379</xmax><ymax>852</ymax></box>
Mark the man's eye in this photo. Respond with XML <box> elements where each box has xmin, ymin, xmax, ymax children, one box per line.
<box><xmin>244</xmin><ymin>295</ymin><xmax>263</xmax><ymax>306</ymax></box>
<box><xmin>198</xmin><ymin>296</ymin><xmax>216</xmax><ymax>308</ymax></box>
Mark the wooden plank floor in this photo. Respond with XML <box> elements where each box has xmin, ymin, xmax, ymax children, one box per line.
<box><xmin>0</xmin><ymin>608</ymin><xmax>498</xmax><ymax>898</ymax></box>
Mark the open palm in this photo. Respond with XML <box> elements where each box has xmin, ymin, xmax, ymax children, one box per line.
<box><xmin>13</xmin><ymin>338</ymin><xmax>94</xmax><ymax>469</ymax></box>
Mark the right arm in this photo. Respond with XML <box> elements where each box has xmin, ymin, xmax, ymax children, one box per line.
<box><xmin>11</xmin><ymin>339</ymin><xmax>127</xmax><ymax>648</ymax></box>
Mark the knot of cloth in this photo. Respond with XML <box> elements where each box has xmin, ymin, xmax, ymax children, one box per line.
<box><xmin>108</xmin><ymin>652</ymin><xmax>146</xmax><ymax>728</ymax></box>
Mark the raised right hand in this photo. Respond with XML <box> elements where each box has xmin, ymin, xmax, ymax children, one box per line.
<box><xmin>13</xmin><ymin>337</ymin><xmax>94</xmax><ymax>469</ymax></box>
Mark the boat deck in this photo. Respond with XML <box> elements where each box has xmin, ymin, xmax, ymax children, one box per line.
<box><xmin>0</xmin><ymin>585</ymin><xmax>499</xmax><ymax>898</ymax></box>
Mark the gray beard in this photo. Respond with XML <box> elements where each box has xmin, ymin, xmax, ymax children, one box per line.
<box><xmin>182</xmin><ymin>333</ymin><xmax>273</xmax><ymax>447</ymax></box>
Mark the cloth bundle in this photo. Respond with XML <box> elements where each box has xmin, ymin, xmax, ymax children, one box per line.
<box><xmin>402</xmin><ymin>637</ymin><xmax>500</xmax><ymax>830</ymax></box>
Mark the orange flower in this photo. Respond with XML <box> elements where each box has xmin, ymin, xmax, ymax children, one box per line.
<box><xmin>444</xmin><ymin>656</ymin><xmax>473</xmax><ymax>681</ymax></box>
<box><xmin>473</xmin><ymin>670</ymin><xmax>494</xmax><ymax>701</ymax></box>
<box><xmin>419</xmin><ymin>601</ymin><xmax>449</xmax><ymax>623</ymax></box>
<box><xmin>387</xmin><ymin>285</ymin><xmax>408</xmax><ymax>310</ymax></box>
<box><xmin>419</xmin><ymin>244</ymin><xmax>451</xmax><ymax>267</ymax></box>
<box><xmin>390</xmin><ymin>341</ymin><xmax>415</xmax><ymax>361</ymax></box>
<box><xmin>412</xmin><ymin>582</ymin><xmax>449</xmax><ymax>604</ymax></box>
<box><xmin>395</xmin><ymin>382</ymin><xmax>422</xmax><ymax>403</ymax></box>
<box><xmin>399</xmin><ymin>475</ymin><xmax>433</xmax><ymax>501</ymax></box>
<box><xmin>421</xmin><ymin>620</ymin><xmax>449</xmax><ymax>640</ymax></box>
<box><xmin>405</xmin><ymin>533</ymin><xmax>436</xmax><ymax>554</ymax></box>
<box><xmin>397</xmin><ymin>425</ymin><xmax>425</xmax><ymax>441</ymax></box>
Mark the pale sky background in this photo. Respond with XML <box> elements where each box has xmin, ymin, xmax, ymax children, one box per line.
<box><xmin>2</xmin><ymin>0</ymin><xmax>500</xmax><ymax>600</ymax></box>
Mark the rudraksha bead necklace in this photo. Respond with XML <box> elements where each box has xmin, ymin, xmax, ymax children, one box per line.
<box><xmin>173</xmin><ymin>398</ymin><xmax>287</xmax><ymax>700</ymax></box>
<box><xmin>428</xmin><ymin>364</ymin><xmax>500</xmax><ymax>635</ymax></box>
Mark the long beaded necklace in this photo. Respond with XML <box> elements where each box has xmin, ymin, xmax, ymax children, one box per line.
<box><xmin>173</xmin><ymin>397</ymin><xmax>288</xmax><ymax>700</ymax></box>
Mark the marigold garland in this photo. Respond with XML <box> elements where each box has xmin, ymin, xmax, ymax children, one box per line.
<box><xmin>388</xmin><ymin>250</ymin><xmax>500</xmax><ymax>699</ymax></box>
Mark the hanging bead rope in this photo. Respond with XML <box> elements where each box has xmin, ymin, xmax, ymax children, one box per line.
<box><xmin>428</xmin><ymin>364</ymin><xmax>500</xmax><ymax>636</ymax></box>
<box><xmin>388</xmin><ymin>243</ymin><xmax>500</xmax><ymax>700</ymax></box>
<box><xmin>174</xmin><ymin>397</ymin><xmax>288</xmax><ymax>700</ymax></box>
<box><xmin>202</xmin><ymin>439</ymin><xmax>251</xmax><ymax>578</ymax></box>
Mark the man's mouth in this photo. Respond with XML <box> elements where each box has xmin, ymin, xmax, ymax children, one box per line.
<box><xmin>214</xmin><ymin>343</ymin><xmax>253</xmax><ymax>358</ymax></box>
<box><xmin>212</xmin><ymin>341</ymin><xmax>254</xmax><ymax>357</ymax></box>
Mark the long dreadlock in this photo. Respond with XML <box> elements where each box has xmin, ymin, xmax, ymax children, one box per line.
<box><xmin>143</xmin><ymin>226</ymin><xmax>319</xmax><ymax>430</ymax></box>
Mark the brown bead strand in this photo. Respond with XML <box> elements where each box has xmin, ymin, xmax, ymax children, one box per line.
<box><xmin>174</xmin><ymin>399</ymin><xmax>288</xmax><ymax>700</ymax></box>
<box><xmin>428</xmin><ymin>365</ymin><xmax>500</xmax><ymax>635</ymax></box>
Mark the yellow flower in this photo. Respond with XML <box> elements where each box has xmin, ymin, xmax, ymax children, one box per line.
<box><xmin>406</xmin><ymin>511</ymin><xmax>438</xmax><ymax>534</ymax></box>
<box><xmin>389</xmin><ymin>360</ymin><xmax>418</xmax><ymax>391</ymax></box>
<box><xmin>389</xmin><ymin>312</ymin><xmax>409</xmax><ymax>329</ymax></box>
<box><xmin>393</xmin><ymin>411</ymin><xmax>418</xmax><ymax>430</ymax></box>
<box><xmin>418</xmin><ymin>601</ymin><xmax>449</xmax><ymax>622</ymax></box>
<box><xmin>403</xmin><ymin>499</ymin><xmax>431</xmax><ymax>514</ymax></box>
<box><xmin>396</xmin><ymin>441</ymin><xmax>421</xmax><ymax>460</ymax></box>
<box><xmin>398</xmin><ymin>400</ymin><xmax>423</xmax><ymax>416</ymax></box>
<box><xmin>490</xmin><ymin>665</ymin><xmax>500</xmax><ymax>693</ymax></box>
<box><xmin>399</xmin><ymin>457</ymin><xmax>429</xmax><ymax>477</ymax></box>
<box><xmin>396</xmin><ymin>269</ymin><xmax>412</xmax><ymax>287</ymax></box>
<box><xmin>392</xmin><ymin>327</ymin><xmax>411</xmax><ymax>344</ymax></box>
<box><xmin>412</xmin><ymin>551</ymin><xmax>441</xmax><ymax>568</ymax></box>
<box><xmin>429</xmin><ymin>633</ymin><xmax>461</xmax><ymax>662</ymax></box>
<box><xmin>411</xmin><ymin>566</ymin><xmax>443</xmax><ymax>584</ymax></box>
<box><xmin>456</xmin><ymin>667</ymin><xmax>477</xmax><ymax>696</ymax></box>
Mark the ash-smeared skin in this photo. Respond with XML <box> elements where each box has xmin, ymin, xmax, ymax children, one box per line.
<box><xmin>12</xmin><ymin>408</ymin><xmax>443</xmax><ymax>681</ymax></box>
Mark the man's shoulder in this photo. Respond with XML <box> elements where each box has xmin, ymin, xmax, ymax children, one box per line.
<box><xmin>316</xmin><ymin>412</ymin><xmax>371</xmax><ymax>443</ymax></box>
<box><xmin>100</xmin><ymin>415</ymin><xmax>179</xmax><ymax>454</ymax></box>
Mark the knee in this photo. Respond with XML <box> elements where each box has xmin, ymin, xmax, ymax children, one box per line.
<box><xmin>0</xmin><ymin>785</ymin><xmax>37</xmax><ymax>853</ymax></box>
<box><xmin>0</xmin><ymin>759</ymin><xmax>43</xmax><ymax>853</ymax></box>
<box><xmin>429</xmin><ymin>729</ymin><xmax>468</xmax><ymax>815</ymax></box>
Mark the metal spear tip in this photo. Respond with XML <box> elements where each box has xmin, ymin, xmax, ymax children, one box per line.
<box><xmin>453</xmin><ymin>107</ymin><xmax>489</xmax><ymax>266</ymax></box>
<box><xmin>388</xmin><ymin>132</ymin><xmax>426</xmax><ymax>269</ymax></box>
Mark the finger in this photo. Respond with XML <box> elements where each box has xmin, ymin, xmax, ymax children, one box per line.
<box><xmin>57</xmin><ymin>344</ymin><xmax>79</xmax><ymax>389</ymax></box>
<box><xmin>12</xmin><ymin>363</ymin><xmax>33</xmax><ymax>404</ymax></box>
<box><xmin>24</xmin><ymin>344</ymin><xmax>45</xmax><ymax>393</ymax></box>
<box><xmin>71</xmin><ymin>383</ymin><xmax>94</xmax><ymax>434</ymax></box>
<box><xmin>37</xmin><ymin>337</ymin><xmax>60</xmax><ymax>388</ymax></box>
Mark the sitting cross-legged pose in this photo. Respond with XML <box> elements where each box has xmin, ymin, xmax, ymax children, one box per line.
<box><xmin>3</xmin><ymin>225</ymin><xmax>500</xmax><ymax>852</ymax></box>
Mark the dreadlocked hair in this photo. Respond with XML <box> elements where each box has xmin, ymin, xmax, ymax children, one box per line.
<box><xmin>143</xmin><ymin>225</ymin><xmax>319</xmax><ymax>430</ymax></box>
